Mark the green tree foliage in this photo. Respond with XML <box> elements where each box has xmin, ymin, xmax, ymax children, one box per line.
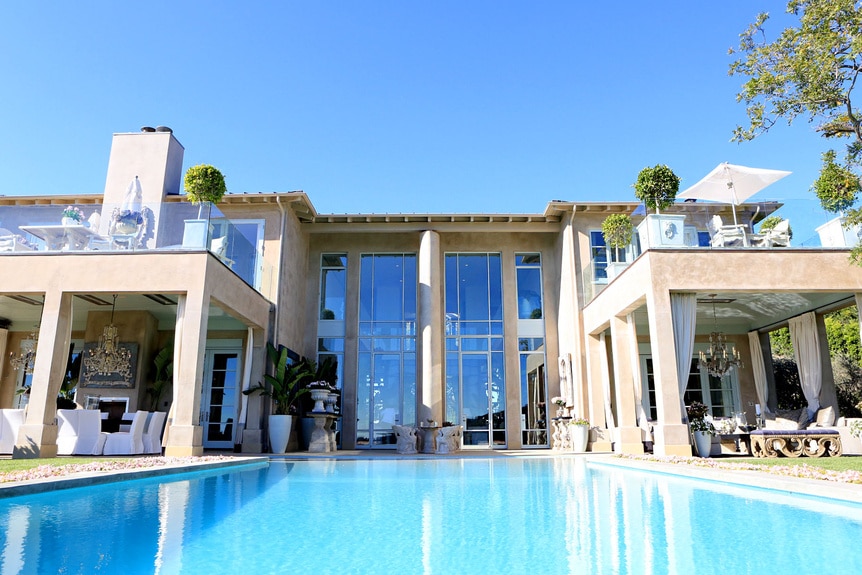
<box><xmin>730</xmin><ymin>1</ymin><xmax>862</xmax><ymax>260</ymax></box>
<box><xmin>632</xmin><ymin>164</ymin><xmax>680</xmax><ymax>213</ymax></box>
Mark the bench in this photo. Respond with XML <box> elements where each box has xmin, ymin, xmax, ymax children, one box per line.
<box><xmin>750</xmin><ymin>429</ymin><xmax>842</xmax><ymax>458</ymax></box>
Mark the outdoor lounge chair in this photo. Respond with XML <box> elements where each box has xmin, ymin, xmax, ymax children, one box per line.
<box><xmin>435</xmin><ymin>425</ymin><xmax>463</xmax><ymax>454</ymax></box>
<box><xmin>707</xmin><ymin>215</ymin><xmax>747</xmax><ymax>247</ymax></box>
<box><xmin>392</xmin><ymin>424</ymin><xmax>418</xmax><ymax>454</ymax></box>
<box><xmin>764</xmin><ymin>219</ymin><xmax>791</xmax><ymax>247</ymax></box>
<box><xmin>101</xmin><ymin>410</ymin><xmax>147</xmax><ymax>455</ymax></box>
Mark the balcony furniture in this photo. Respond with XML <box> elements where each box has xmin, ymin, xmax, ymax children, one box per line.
<box><xmin>764</xmin><ymin>219</ymin><xmax>791</xmax><ymax>247</ymax></box>
<box><xmin>0</xmin><ymin>409</ymin><xmax>25</xmax><ymax>454</ymax></box>
<box><xmin>392</xmin><ymin>424</ymin><xmax>419</xmax><ymax>454</ymax></box>
<box><xmin>20</xmin><ymin>224</ymin><xmax>104</xmax><ymax>251</ymax></box>
<box><xmin>56</xmin><ymin>409</ymin><xmax>105</xmax><ymax>455</ymax></box>
<box><xmin>707</xmin><ymin>215</ymin><xmax>748</xmax><ymax>247</ymax></box>
<box><xmin>418</xmin><ymin>424</ymin><xmax>441</xmax><ymax>453</ymax></box>
<box><xmin>435</xmin><ymin>425</ymin><xmax>463</xmax><ymax>454</ymax></box>
<box><xmin>142</xmin><ymin>411</ymin><xmax>167</xmax><ymax>454</ymax></box>
<box><xmin>0</xmin><ymin>229</ymin><xmax>37</xmax><ymax>252</ymax></box>
<box><xmin>210</xmin><ymin>235</ymin><xmax>234</xmax><ymax>267</ymax></box>
<box><xmin>101</xmin><ymin>410</ymin><xmax>148</xmax><ymax>455</ymax></box>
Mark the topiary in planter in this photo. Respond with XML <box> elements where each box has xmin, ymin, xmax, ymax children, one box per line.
<box><xmin>813</xmin><ymin>150</ymin><xmax>860</xmax><ymax>214</ymax></box>
<box><xmin>601</xmin><ymin>213</ymin><xmax>634</xmax><ymax>261</ymax></box>
<box><xmin>184</xmin><ymin>164</ymin><xmax>227</xmax><ymax>218</ymax></box>
<box><xmin>633</xmin><ymin>164</ymin><xmax>680</xmax><ymax>213</ymax></box>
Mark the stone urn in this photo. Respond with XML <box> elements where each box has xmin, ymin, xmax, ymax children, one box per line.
<box><xmin>309</xmin><ymin>388</ymin><xmax>329</xmax><ymax>413</ymax></box>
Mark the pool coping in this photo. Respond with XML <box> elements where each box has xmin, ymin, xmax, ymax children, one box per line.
<box><xmin>594</xmin><ymin>455</ymin><xmax>862</xmax><ymax>504</ymax></box>
<box><xmin>0</xmin><ymin>456</ymin><xmax>268</xmax><ymax>499</ymax></box>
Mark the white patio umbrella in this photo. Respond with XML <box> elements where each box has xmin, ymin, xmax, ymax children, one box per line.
<box><xmin>121</xmin><ymin>176</ymin><xmax>143</xmax><ymax>214</ymax></box>
<box><xmin>677</xmin><ymin>162</ymin><xmax>791</xmax><ymax>226</ymax></box>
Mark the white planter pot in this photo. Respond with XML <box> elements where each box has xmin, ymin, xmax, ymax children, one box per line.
<box><xmin>268</xmin><ymin>414</ymin><xmax>294</xmax><ymax>454</ymax></box>
<box><xmin>637</xmin><ymin>214</ymin><xmax>687</xmax><ymax>249</ymax></box>
<box><xmin>693</xmin><ymin>430</ymin><xmax>712</xmax><ymax>458</ymax></box>
<box><xmin>569</xmin><ymin>424</ymin><xmax>589</xmax><ymax>452</ymax></box>
<box><xmin>182</xmin><ymin>219</ymin><xmax>210</xmax><ymax>248</ymax></box>
<box><xmin>61</xmin><ymin>217</ymin><xmax>80</xmax><ymax>227</ymax></box>
<box><xmin>606</xmin><ymin>261</ymin><xmax>629</xmax><ymax>280</ymax></box>
<box><xmin>816</xmin><ymin>216</ymin><xmax>862</xmax><ymax>247</ymax></box>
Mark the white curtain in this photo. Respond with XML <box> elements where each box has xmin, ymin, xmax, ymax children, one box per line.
<box><xmin>670</xmin><ymin>293</ymin><xmax>697</xmax><ymax>399</ymax></box>
<box><xmin>238</xmin><ymin>327</ymin><xmax>254</xmax><ymax>428</ymax></box>
<box><xmin>599</xmin><ymin>333</ymin><xmax>617</xmax><ymax>439</ymax></box>
<box><xmin>558</xmin><ymin>355</ymin><xmax>571</xmax><ymax>407</ymax></box>
<box><xmin>789</xmin><ymin>312</ymin><xmax>821</xmax><ymax>417</ymax></box>
<box><xmin>163</xmin><ymin>294</ymin><xmax>186</xmax><ymax>448</ymax></box>
<box><xmin>628</xmin><ymin>314</ymin><xmax>652</xmax><ymax>440</ymax></box>
<box><xmin>748</xmin><ymin>330</ymin><xmax>771</xmax><ymax>415</ymax></box>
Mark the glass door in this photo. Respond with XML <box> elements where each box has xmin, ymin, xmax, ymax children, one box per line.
<box><xmin>460</xmin><ymin>352</ymin><xmax>506</xmax><ymax>447</ymax></box>
<box><xmin>200</xmin><ymin>349</ymin><xmax>241</xmax><ymax>449</ymax></box>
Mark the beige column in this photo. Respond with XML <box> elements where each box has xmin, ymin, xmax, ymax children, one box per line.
<box><xmin>584</xmin><ymin>333</ymin><xmax>612</xmax><ymax>452</ymax></box>
<box><xmin>164</xmin><ymin>291</ymin><xmax>209</xmax><ymax>457</ymax></box>
<box><xmin>610</xmin><ymin>316</ymin><xmax>644</xmax><ymax>454</ymax></box>
<box><xmin>14</xmin><ymin>292</ymin><xmax>73</xmax><ymax>458</ymax></box>
<box><xmin>418</xmin><ymin>230</ymin><xmax>443</xmax><ymax>425</ymax></box>
<box><xmin>645</xmin><ymin>290</ymin><xmax>692</xmax><ymax>456</ymax></box>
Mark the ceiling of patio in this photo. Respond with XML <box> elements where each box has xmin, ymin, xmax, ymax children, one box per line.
<box><xmin>0</xmin><ymin>293</ymin><xmax>249</xmax><ymax>333</ymax></box>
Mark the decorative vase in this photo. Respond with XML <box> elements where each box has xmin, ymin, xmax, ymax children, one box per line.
<box><xmin>310</xmin><ymin>388</ymin><xmax>329</xmax><ymax>413</ymax></box>
<box><xmin>693</xmin><ymin>430</ymin><xmax>712</xmax><ymax>458</ymax></box>
<box><xmin>114</xmin><ymin>220</ymin><xmax>138</xmax><ymax>235</ymax></box>
<box><xmin>61</xmin><ymin>217</ymin><xmax>79</xmax><ymax>226</ymax></box>
<box><xmin>569</xmin><ymin>424</ymin><xmax>589</xmax><ymax>452</ymax></box>
<box><xmin>324</xmin><ymin>392</ymin><xmax>337</xmax><ymax>413</ymax></box>
<box><xmin>268</xmin><ymin>414</ymin><xmax>293</xmax><ymax>454</ymax></box>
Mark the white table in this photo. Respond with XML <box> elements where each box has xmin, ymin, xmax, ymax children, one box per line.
<box><xmin>20</xmin><ymin>224</ymin><xmax>103</xmax><ymax>251</ymax></box>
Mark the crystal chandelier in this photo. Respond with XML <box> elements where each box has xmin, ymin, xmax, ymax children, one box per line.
<box><xmin>10</xmin><ymin>331</ymin><xmax>38</xmax><ymax>373</ymax></box>
<box><xmin>88</xmin><ymin>295</ymin><xmax>132</xmax><ymax>378</ymax></box>
<box><xmin>698</xmin><ymin>295</ymin><xmax>743</xmax><ymax>378</ymax></box>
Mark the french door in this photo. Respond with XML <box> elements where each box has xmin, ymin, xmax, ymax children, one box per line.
<box><xmin>200</xmin><ymin>347</ymin><xmax>242</xmax><ymax>449</ymax></box>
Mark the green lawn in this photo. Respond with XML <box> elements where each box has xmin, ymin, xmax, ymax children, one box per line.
<box><xmin>718</xmin><ymin>454</ymin><xmax>862</xmax><ymax>472</ymax></box>
<box><xmin>0</xmin><ymin>457</ymin><xmax>127</xmax><ymax>474</ymax></box>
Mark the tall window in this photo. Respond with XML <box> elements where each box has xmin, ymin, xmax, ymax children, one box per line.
<box><xmin>590</xmin><ymin>230</ymin><xmax>628</xmax><ymax>284</ymax></box>
<box><xmin>356</xmin><ymin>254</ymin><xmax>417</xmax><ymax>447</ymax></box>
<box><xmin>516</xmin><ymin>253</ymin><xmax>547</xmax><ymax>447</ymax></box>
<box><xmin>641</xmin><ymin>353</ymin><xmax>739</xmax><ymax>419</ymax></box>
<box><xmin>445</xmin><ymin>253</ymin><xmax>506</xmax><ymax>447</ymax></box>
<box><xmin>319</xmin><ymin>254</ymin><xmax>347</xmax><ymax>320</ymax></box>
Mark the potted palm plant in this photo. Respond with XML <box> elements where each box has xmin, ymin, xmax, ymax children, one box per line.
<box><xmin>601</xmin><ymin>213</ymin><xmax>634</xmax><ymax>279</ymax></box>
<box><xmin>813</xmin><ymin>150</ymin><xmax>862</xmax><ymax>247</ymax></box>
<box><xmin>182</xmin><ymin>164</ymin><xmax>227</xmax><ymax>248</ymax></box>
<box><xmin>243</xmin><ymin>342</ymin><xmax>312</xmax><ymax>453</ymax></box>
<box><xmin>633</xmin><ymin>164</ymin><xmax>685</xmax><ymax>249</ymax></box>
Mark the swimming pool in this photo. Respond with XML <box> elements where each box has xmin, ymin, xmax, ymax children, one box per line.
<box><xmin>1</xmin><ymin>457</ymin><xmax>861</xmax><ymax>574</ymax></box>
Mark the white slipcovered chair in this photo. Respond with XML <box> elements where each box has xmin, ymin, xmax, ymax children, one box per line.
<box><xmin>707</xmin><ymin>215</ymin><xmax>747</xmax><ymax>247</ymax></box>
<box><xmin>435</xmin><ymin>425</ymin><xmax>463</xmax><ymax>454</ymax></box>
<box><xmin>0</xmin><ymin>409</ymin><xmax>26</xmax><ymax>454</ymax></box>
<box><xmin>765</xmin><ymin>219</ymin><xmax>791</xmax><ymax>247</ymax></box>
<box><xmin>392</xmin><ymin>424</ymin><xmax>418</xmax><ymax>454</ymax></box>
<box><xmin>101</xmin><ymin>411</ymin><xmax>148</xmax><ymax>455</ymax></box>
<box><xmin>142</xmin><ymin>411</ymin><xmax>167</xmax><ymax>454</ymax></box>
<box><xmin>57</xmin><ymin>409</ymin><xmax>106</xmax><ymax>455</ymax></box>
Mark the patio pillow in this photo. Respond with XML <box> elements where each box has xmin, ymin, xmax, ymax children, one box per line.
<box><xmin>811</xmin><ymin>405</ymin><xmax>835</xmax><ymax>427</ymax></box>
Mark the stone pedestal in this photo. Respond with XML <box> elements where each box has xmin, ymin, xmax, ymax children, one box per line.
<box><xmin>308</xmin><ymin>413</ymin><xmax>339</xmax><ymax>453</ymax></box>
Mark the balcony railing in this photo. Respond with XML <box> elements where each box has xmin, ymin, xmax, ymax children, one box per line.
<box><xmin>0</xmin><ymin>202</ymin><xmax>273</xmax><ymax>297</ymax></box>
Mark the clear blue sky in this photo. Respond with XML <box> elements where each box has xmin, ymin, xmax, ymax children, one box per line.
<box><xmin>0</xmin><ymin>1</ymin><xmax>832</xmax><ymax>243</ymax></box>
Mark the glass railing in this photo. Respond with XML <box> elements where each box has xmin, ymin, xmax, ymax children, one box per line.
<box><xmin>0</xmin><ymin>202</ymin><xmax>274</xmax><ymax>297</ymax></box>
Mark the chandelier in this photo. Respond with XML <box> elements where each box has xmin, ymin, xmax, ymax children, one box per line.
<box><xmin>698</xmin><ymin>295</ymin><xmax>743</xmax><ymax>378</ymax></box>
<box><xmin>88</xmin><ymin>294</ymin><xmax>132</xmax><ymax>378</ymax></box>
<box><xmin>10</xmin><ymin>331</ymin><xmax>38</xmax><ymax>373</ymax></box>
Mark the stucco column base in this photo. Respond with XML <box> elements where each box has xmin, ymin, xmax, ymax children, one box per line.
<box><xmin>165</xmin><ymin>424</ymin><xmax>203</xmax><ymax>457</ymax></box>
<box><xmin>13</xmin><ymin>424</ymin><xmax>58</xmax><ymax>459</ymax></box>
<box><xmin>241</xmin><ymin>429</ymin><xmax>263</xmax><ymax>454</ymax></box>
<box><xmin>653</xmin><ymin>423</ymin><xmax>693</xmax><ymax>456</ymax></box>
<box><xmin>588</xmin><ymin>440</ymin><xmax>613</xmax><ymax>452</ymax></box>
<box><xmin>613</xmin><ymin>425</ymin><xmax>645</xmax><ymax>454</ymax></box>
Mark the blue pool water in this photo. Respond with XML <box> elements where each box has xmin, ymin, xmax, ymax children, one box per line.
<box><xmin>1</xmin><ymin>457</ymin><xmax>861</xmax><ymax>574</ymax></box>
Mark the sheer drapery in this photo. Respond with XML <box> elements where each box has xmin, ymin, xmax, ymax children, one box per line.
<box><xmin>628</xmin><ymin>314</ymin><xmax>652</xmax><ymax>440</ymax></box>
<box><xmin>599</xmin><ymin>333</ymin><xmax>616</xmax><ymax>440</ymax></box>
<box><xmin>238</xmin><ymin>327</ymin><xmax>254</xmax><ymax>429</ymax></box>
<box><xmin>748</xmin><ymin>330</ymin><xmax>771</xmax><ymax>415</ymax></box>
<box><xmin>789</xmin><ymin>312</ymin><xmax>821</xmax><ymax>417</ymax></box>
<box><xmin>670</xmin><ymin>293</ymin><xmax>697</xmax><ymax>401</ymax></box>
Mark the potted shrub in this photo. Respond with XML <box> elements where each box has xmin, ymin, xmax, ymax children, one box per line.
<box><xmin>632</xmin><ymin>164</ymin><xmax>685</xmax><ymax>248</ymax></box>
<box><xmin>686</xmin><ymin>401</ymin><xmax>715</xmax><ymax>457</ymax></box>
<box><xmin>601</xmin><ymin>213</ymin><xmax>634</xmax><ymax>279</ymax></box>
<box><xmin>182</xmin><ymin>164</ymin><xmax>227</xmax><ymax>248</ymax></box>
<box><xmin>243</xmin><ymin>342</ymin><xmax>312</xmax><ymax>453</ymax></box>
<box><xmin>61</xmin><ymin>206</ymin><xmax>84</xmax><ymax>226</ymax></box>
<box><xmin>568</xmin><ymin>417</ymin><xmax>590</xmax><ymax>452</ymax></box>
<box><xmin>813</xmin><ymin>150</ymin><xmax>862</xmax><ymax>247</ymax></box>
<box><xmin>299</xmin><ymin>356</ymin><xmax>339</xmax><ymax>449</ymax></box>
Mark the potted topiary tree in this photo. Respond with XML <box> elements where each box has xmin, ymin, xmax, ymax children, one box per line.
<box><xmin>182</xmin><ymin>164</ymin><xmax>227</xmax><ymax>248</ymax></box>
<box><xmin>243</xmin><ymin>342</ymin><xmax>312</xmax><ymax>453</ymax></box>
<box><xmin>632</xmin><ymin>164</ymin><xmax>685</xmax><ymax>249</ymax></box>
<box><xmin>812</xmin><ymin>150</ymin><xmax>862</xmax><ymax>247</ymax></box>
<box><xmin>601</xmin><ymin>213</ymin><xmax>634</xmax><ymax>280</ymax></box>
<box><xmin>687</xmin><ymin>401</ymin><xmax>715</xmax><ymax>457</ymax></box>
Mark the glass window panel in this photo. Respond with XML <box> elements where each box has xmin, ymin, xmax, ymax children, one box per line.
<box><xmin>445</xmin><ymin>254</ymin><xmax>458</xmax><ymax>316</ymax></box>
<box><xmin>446</xmin><ymin>338</ymin><xmax>459</xmax><ymax>351</ymax></box>
<box><xmin>445</xmin><ymin>352</ymin><xmax>460</xmax><ymax>425</ymax></box>
<box><xmin>516</xmin><ymin>268</ymin><xmax>543</xmax><ymax>320</ymax></box>
<box><xmin>359</xmin><ymin>323</ymin><xmax>372</xmax><ymax>336</ymax></box>
<box><xmin>372</xmin><ymin>322</ymin><xmax>404</xmax><ymax>336</ymax></box>
<box><xmin>320</xmin><ymin>268</ymin><xmax>346</xmax><ymax>320</ymax></box>
<box><xmin>318</xmin><ymin>338</ymin><xmax>345</xmax><ymax>352</ymax></box>
<box><xmin>357</xmin><ymin>353</ymin><xmax>372</xmax><ymax>433</ymax></box>
<box><xmin>460</xmin><ymin>339</ymin><xmax>489</xmax><ymax>352</ymax></box>
<box><xmin>490</xmin><ymin>322</ymin><xmax>504</xmax><ymax>336</ymax></box>
<box><xmin>520</xmin><ymin>352</ymin><xmax>547</xmax><ymax>446</ymax></box>
<box><xmin>516</xmin><ymin>253</ymin><xmax>541</xmax><ymax>267</ymax></box>
<box><xmin>491</xmin><ymin>351</ymin><xmax>506</xmax><ymax>431</ymax></box>
<box><xmin>372</xmin><ymin>254</ymin><xmax>405</xmax><ymax>321</ymax></box>
<box><xmin>491</xmin><ymin>338</ymin><xmax>504</xmax><ymax>351</ymax></box>
<box><xmin>373</xmin><ymin>354</ymin><xmax>401</xmax><ymax>426</ymax></box>
<box><xmin>489</xmin><ymin>254</ymin><xmax>502</xmax><ymax>320</ymax></box>
<box><xmin>321</xmin><ymin>254</ymin><xmax>347</xmax><ymax>267</ymax></box>
<box><xmin>403</xmin><ymin>255</ymin><xmax>417</xmax><ymax>321</ymax></box>
<box><xmin>459</xmin><ymin>254</ymin><xmax>490</xmax><ymax>320</ymax></box>
<box><xmin>462</xmin><ymin>355</ymin><xmax>490</xmax><ymax>432</ymax></box>
<box><xmin>460</xmin><ymin>322</ymin><xmax>489</xmax><ymax>335</ymax></box>
<box><xmin>359</xmin><ymin>338</ymin><xmax>372</xmax><ymax>352</ymax></box>
<box><xmin>359</xmin><ymin>255</ymin><xmax>374</xmax><ymax>321</ymax></box>
<box><xmin>404</xmin><ymin>339</ymin><xmax>416</xmax><ymax>352</ymax></box>
<box><xmin>373</xmin><ymin>338</ymin><xmax>401</xmax><ymax>352</ymax></box>
<box><xmin>518</xmin><ymin>338</ymin><xmax>544</xmax><ymax>352</ymax></box>
<box><xmin>403</xmin><ymin>353</ymin><xmax>416</xmax><ymax>426</ymax></box>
